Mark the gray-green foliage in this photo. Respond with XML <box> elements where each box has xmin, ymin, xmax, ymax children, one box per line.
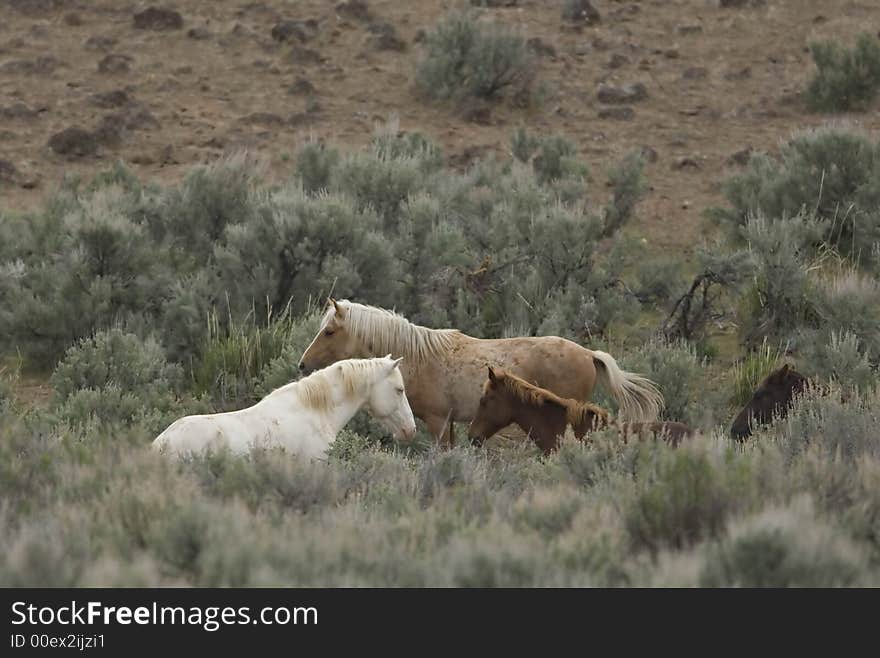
<box><xmin>807</xmin><ymin>33</ymin><xmax>880</xmax><ymax>113</ymax></box>
<box><xmin>415</xmin><ymin>10</ymin><xmax>537</xmax><ymax>105</ymax></box>
<box><xmin>50</xmin><ymin>329</ymin><xmax>183</xmax><ymax>430</ymax></box>
<box><xmin>716</xmin><ymin>128</ymin><xmax>880</xmax><ymax>265</ymax></box>
<box><xmin>2</xmin><ymin>400</ymin><xmax>879</xmax><ymax>586</ymax></box>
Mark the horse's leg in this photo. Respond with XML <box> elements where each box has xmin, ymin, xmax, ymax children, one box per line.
<box><xmin>425</xmin><ymin>409</ymin><xmax>455</xmax><ymax>449</ymax></box>
<box><xmin>425</xmin><ymin>413</ymin><xmax>454</xmax><ymax>449</ymax></box>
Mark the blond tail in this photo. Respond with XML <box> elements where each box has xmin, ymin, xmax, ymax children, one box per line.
<box><xmin>591</xmin><ymin>350</ymin><xmax>664</xmax><ymax>422</ymax></box>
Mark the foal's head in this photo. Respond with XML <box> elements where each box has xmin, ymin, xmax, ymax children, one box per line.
<box><xmin>730</xmin><ymin>363</ymin><xmax>808</xmax><ymax>440</ymax></box>
<box><xmin>467</xmin><ymin>367</ymin><xmax>520</xmax><ymax>444</ymax></box>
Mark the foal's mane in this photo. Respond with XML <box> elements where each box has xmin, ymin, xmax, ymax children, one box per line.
<box><xmin>271</xmin><ymin>358</ymin><xmax>387</xmax><ymax>412</ymax></box>
<box><xmin>325</xmin><ymin>301</ymin><xmax>461</xmax><ymax>362</ymax></box>
<box><xmin>492</xmin><ymin>370</ymin><xmax>610</xmax><ymax>429</ymax></box>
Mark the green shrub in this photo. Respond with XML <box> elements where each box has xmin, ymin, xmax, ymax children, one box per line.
<box><xmin>731</xmin><ymin>339</ymin><xmax>784</xmax><ymax>406</ymax></box>
<box><xmin>700</xmin><ymin>499</ymin><xmax>868</xmax><ymax>587</ymax></box>
<box><xmin>807</xmin><ymin>33</ymin><xmax>880</xmax><ymax>112</ymax></box>
<box><xmin>415</xmin><ymin>11</ymin><xmax>537</xmax><ymax>105</ymax></box>
<box><xmin>50</xmin><ymin>329</ymin><xmax>182</xmax><ymax>429</ymax></box>
<box><xmin>191</xmin><ymin>304</ymin><xmax>313</xmax><ymax>407</ymax></box>
<box><xmin>771</xmin><ymin>385</ymin><xmax>880</xmax><ymax>462</ymax></box>
<box><xmin>295</xmin><ymin>141</ymin><xmax>339</xmax><ymax>194</ymax></box>
<box><xmin>739</xmin><ymin>214</ymin><xmax>824</xmax><ymax>346</ymax></box>
<box><xmin>620</xmin><ymin>339</ymin><xmax>710</xmax><ymax>425</ymax></box>
<box><xmin>715</xmin><ymin>128</ymin><xmax>880</xmax><ymax>265</ymax></box>
<box><xmin>624</xmin><ymin>440</ymin><xmax>758</xmax><ymax>553</ymax></box>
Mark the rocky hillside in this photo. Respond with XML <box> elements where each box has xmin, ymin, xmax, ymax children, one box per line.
<box><xmin>1</xmin><ymin>0</ymin><xmax>878</xmax><ymax>253</ymax></box>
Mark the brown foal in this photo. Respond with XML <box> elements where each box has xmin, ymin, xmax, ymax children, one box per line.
<box><xmin>467</xmin><ymin>367</ymin><xmax>694</xmax><ymax>455</ymax></box>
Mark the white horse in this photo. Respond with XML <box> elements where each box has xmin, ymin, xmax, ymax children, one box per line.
<box><xmin>153</xmin><ymin>356</ymin><xmax>417</xmax><ymax>459</ymax></box>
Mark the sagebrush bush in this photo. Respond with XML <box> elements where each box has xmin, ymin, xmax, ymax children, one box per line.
<box><xmin>807</xmin><ymin>33</ymin><xmax>880</xmax><ymax>112</ymax></box>
<box><xmin>623</xmin><ymin>439</ymin><xmax>760</xmax><ymax>553</ymax></box>
<box><xmin>770</xmin><ymin>385</ymin><xmax>880</xmax><ymax>462</ymax></box>
<box><xmin>618</xmin><ymin>338</ymin><xmax>711</xmax><ymax>426</ymax></box>
<box><xmin>415</xmin><ymin>11</ymin><xmax>537</xmax><ymax>105</ymax></box>
<box><xmin>716</xmin><ymin>128</ymin><xmax>880</xmax><ymax>265</ymax></box>
<box><xmin>700</xmin><ymin>498</ymin><xmax>869</xmax><ymax>587</ymax></box>
<box><xmin>50</xmin><ymin>329</ymin><xmax>183</xmax><ymax>430</ymax></box>
<box><xmin>739</xmin><ymin>214</ymin><xmax>824</xmax><ymax>346</ymax></box>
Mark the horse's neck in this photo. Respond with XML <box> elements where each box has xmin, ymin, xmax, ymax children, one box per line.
<box><xmin>271</xmin><ymin>373</ymin><xmax>371</xmax><ymax>441</ymax></box>
<box><xmin>319</xmin><ymin>374</ymin><xmax>372</xmax><ymax>436</ymax></box>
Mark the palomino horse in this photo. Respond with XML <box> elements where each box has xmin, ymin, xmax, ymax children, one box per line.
<box><xmin>467</xmin><ymin>367</ymin><xmax>694</xmax><ymax>455</ymax></box>
<box><xmin>153</xmin><ymin>356</ymin><xmax>416</xmax><ymax>458</ymax></box>
<box><xmin>730</xmin><ymin>364</ymin><xmax>808</xmax><ymax>440</ymax></box>
<box><xmin>299</xmin><ymin>299</ymin><xmax>664</xmax><ymax>446</ymax></box>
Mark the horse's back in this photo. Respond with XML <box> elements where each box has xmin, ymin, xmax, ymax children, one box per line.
<box><xmin>470</xmin><ymin>335</ymin><xmax>596</xmax><ymax>400</ymax></box>
<box><xmin>618</xmin><ymin>421</ymin><xmax>694</xmax><ymax>446</ymax></box>
<box><xmin>153</xmin><ymin>414</ymin><xmax>240</xmax><ymax>457</ymax></box>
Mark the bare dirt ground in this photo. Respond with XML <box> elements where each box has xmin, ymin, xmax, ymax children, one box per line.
<box><xmin>1</xmin><ymin>0</ymin><xmax>879</xmax><ymax>250</ymax></box>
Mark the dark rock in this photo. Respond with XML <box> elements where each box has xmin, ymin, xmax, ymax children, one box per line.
<box><xmin>676</xmin><ymin>24</ymin><xmax>703</xmax><ymax>35</ymax></box>
<box><xmin>97</xmin><ymin>54</ymin><xmax>132</xmax><ymax>74</ymax></box>
<box><xmin>286</xmin><ymin>46</ymin><xmax>323</xmax><ymax>65</ymax></box>
<box><xmin>64</xmin><ymin>13</ymin><xmax>84</xmax><ymax>26</ymax></box>
<box><xmin>470</xmin><ymin>0</ymin><xmax>519</xmax><ymax>6</ymax></box>
<box><xmin>0</xmin><ymin>159</ymin><xmax>18</xmax><ymax>183</ymax></box>
<box><xmin>562</xmin><ymin>0</ymin><xmax>600</xmax><ymax>25</ymax></box>
<box><xmin>133</xmin><ymin>7</ymin><xmax>184</xmax><ymax>31</ymax></box>
<box><xmin>89</xmin><ymin>89</ymin><xmax>131</xmax><ymax>108</ymax></box>
<box><xmin>335</xmin><ymin>0</ymin><xmax>372</xmax><ymax>22</ymax></box>
<box><xmin>527</xmin><ymin>37</ymin><xmax>556</xmax><ymax>58</ymax></box>
<box><xmin>459</xmin><ymin>99</ymin><xmax>492</xmax><ymax>125</ymax></box>
<box><xmin>597</xmin><ymin>82</ymin><xmax>647</xmax><ymax>104</ymax></box>
<box><xmin>48</xmin><ymin>127</ymin><xmax>99</xmax><ymax>159</ymax></box>
<box><xmin>727</xmin><ymin>147</ymin><xmax>754</xmax><ymax>166</ymax></box>
<box><xmin>682</xmin><ymin>66</ymin><xmax>708</xmax><ymax>80</ymax></box>
<box><xmin>187</xmin><ymin>27</ymin><xmax>212</xmax><ymax>40</ymax></box>
<box><xmin>9</xmin><ymin>0</ymin><xmax>64</xmax><ymax>15</ymax></box>
<box><xmin>672</xmin><ymin>156</ymin><xmax>700</xmax><ymax>170</ymax></box>
<box><xmin>93</xmin><ymin>115</ymin><xmax>124</xmax><ymax>147</ymax></box>
<box><xmin>271</xmin><ymin>20</ymin><xmax>318</xmax><ymax>43</ymax></box>
<box><xmin>607</xmin><ymin>53</ymin><xmax>629</xmax><ymax>69</ymax></box>
<box><xmin>84</xmin><ymin>35</ymin><xmax>117</xmax><ymax>51</ymax></box>
<box><xmin>0</xmin><ymin>102</ymin><xmax>39</xmax><ymax>119</ymax></box>
<box><xmin>173</xmin><ymin>66</ymin><xmax>193</xmax><ymax>75</ymax></box>
<box><xmin>447</xmin><ymin>144</ymin><xmax>494</xmax><ymax>170</ymax></box>
<box><xmin>288</xmin><ymin>77</ymin><xmax>316</xmax><ymax>95</ymax></box>
<box><xmin>366</xmin><ymin>22</ymin><xmax>405</xmax><ymax>52</ymax></box>
<box><xmin>239</xmin><ymin>112</ymin><xmax>286</xmax><ymax>127</ymax></box>
<box><xmin>664</xmin><ymin>48</ymin><xmax>680</xmax><ymax>59</ymax></box>
<box><xmin>598</xmin><ymin>106</ymin><xmax>635</xmax><ymax>120</ymax></box>
<box><xmin>413</xmin><ymin>29</ymin><xmax>427</xmax><ymax>44</ymax></box>
<box><xmin>724</xmin><ymin>66</ymin><xmax>751</xmax><ymax>81</ymax></box>
<box><xmin>719</xmin><ymin>0</ymin><xmax>750</xmax><ymax>6</ymax></box>
<box><xmin>0</xmin><ymin>56</ymin><xmax>60</xmax><ymax>75</ymax></box>
<box><xmin>639</xmin><ymin>145</ymin><xmax>658</xmax><ymax>163</ymax></box>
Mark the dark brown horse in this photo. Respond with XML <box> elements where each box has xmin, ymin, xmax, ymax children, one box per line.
<box><xmin>467</xmin><ymin>367</ymin><xmax>694</xmax><ymax>455</ymax></box>
<box><xmin>730</xmin><ymin>364</ymin><xmax>808</xmax><ymax>440</ymax></box>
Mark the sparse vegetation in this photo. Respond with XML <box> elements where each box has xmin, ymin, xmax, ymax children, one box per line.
<box><xmin>807</xmin><ymin>33</ymin><xmax>880</xmax><ymax>113</ymax></box>
<box><xmin>415</xmin><ymin>10</ymin><xmax>538</xmax><ymax>106</ymax></box>
<box><xmin>2</xmin><ymin>117</ymin><xmax>880</xmax><ymax>586</ymax></box>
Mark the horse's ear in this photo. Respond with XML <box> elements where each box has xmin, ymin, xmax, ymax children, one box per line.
<box><xmin>388</xmin><ymin>356</ymin><xmax>403</xmax><ymax>370</ymax></box>
<box><xmin>487</xmin><ymin>366</ymin><xmax>497</xmax><ymax>383</ymax></box>
<box><xmin>779</xmin><ymin>363</ymin><xmax>790</xmax><ymax>376</ymax></box>
<box><xmin>329</xmin><ymin>298</ymin><xmax>346</xmax><ymax>319</ymax></box>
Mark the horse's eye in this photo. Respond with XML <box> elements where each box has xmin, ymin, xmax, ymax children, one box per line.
<box><xmin>396</xmin><ymin>388</ymin><xmax>404</xmax><ymax>395</ymax></box>
<box><xmin>324</xmin><ymin>329</ymin><xmax>334</xmax><ymax>337</ymax></box>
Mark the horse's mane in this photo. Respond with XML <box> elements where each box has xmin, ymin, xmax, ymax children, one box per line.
<box><xmin>325</xmin><ymin>301</ymin><xmax>461</xmax><ymax>362</ymax></box>
<box><xmin>492</xmin><ymin>370</ymin><xmax>610</xmax><ymax>429</ymax></box>
<box><xmin>270</xmin><ymin>358</ymin><xmax>388</xmax><ymax>412</ymax></box>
